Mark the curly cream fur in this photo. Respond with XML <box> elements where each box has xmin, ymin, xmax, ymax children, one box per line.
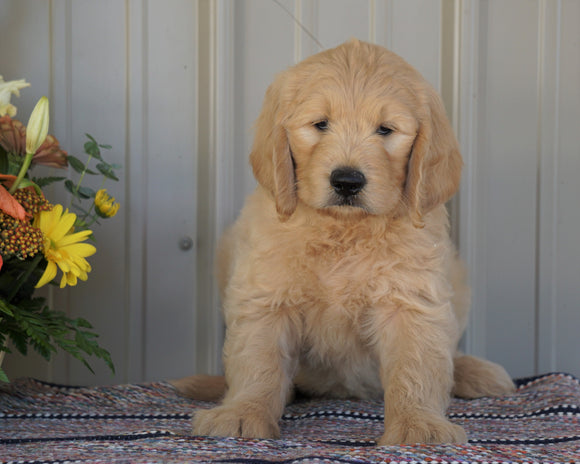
<box><xmin>176</xmin><ymin>39</ymin><xmax>514</xmax><ymax>445</ymax></box>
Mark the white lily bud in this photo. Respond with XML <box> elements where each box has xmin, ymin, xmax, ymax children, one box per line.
<box><xmin>25</xmin><ymin>96</ymin><xmax>49</xmax><ymax>154</ymax></box>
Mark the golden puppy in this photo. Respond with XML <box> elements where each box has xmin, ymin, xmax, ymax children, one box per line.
<box><xmin>176</xmin><ymin>39</ymin><xmax>515</xmax><ymax>445</ymax></box>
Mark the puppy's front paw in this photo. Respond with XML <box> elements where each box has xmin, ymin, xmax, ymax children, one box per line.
<box><xmin>379</xmin><ymin>412</ymin><xmax>467</xmax><ymax>445</ymax></box>
<box><xmin>193</xmin><ymin>403</ymin><xmax>280</xmax><ymax>439</ymax></box>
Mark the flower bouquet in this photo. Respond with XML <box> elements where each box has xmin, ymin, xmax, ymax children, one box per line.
<box><xmin>0</xmin><ymin>76</ymin><xmax>120</xmax><ymax>382</ymax></box>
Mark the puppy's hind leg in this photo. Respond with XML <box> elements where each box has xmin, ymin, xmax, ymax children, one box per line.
<box><xmin>171</xmin><ymin>375</ymin><xmax>227</xmax><ymax>402</ymax></box>
<box><xmin>452</xmin><ymin>354</ymin><xmax>516</xmax><ymax>399</ymax></box>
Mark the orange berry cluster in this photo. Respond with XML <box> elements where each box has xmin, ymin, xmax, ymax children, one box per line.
<box><xmin>12</xmin><ymin>189</ymin><xmax>52</xmax><ymax>215</ymax></box>
<box><xmin>0</xmin><ymin>189</ymin><xmax>51</xmax><ymax>261</ymax></box>
<box><xmin>0</xmin><ymin>214</ymin><xmax>44</xmax><ymax>260</ymax></box>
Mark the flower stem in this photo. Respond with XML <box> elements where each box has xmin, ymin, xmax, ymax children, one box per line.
<box><xmin>76</xmin><ymin>155</ymin><xmax>91</xmax><ymax>191</ymax></box>
<box><xmin>81</xmin><ymin>178</ymin><xmax>106</xmax><ymax>226</ymax></box>
<box><xmin>7</xmin><ymin>253</ymin><xmax>44</xmax><ymax>303</ymax></box>
<box><xmin>68</xmin><ymin>155</ymin><xmax>92</xmax><ymax>210</ymax></box>
<box><xmin>8</xmin><ymin>152</ymin><xmax>34</xmax><ymax>194</ymax></box>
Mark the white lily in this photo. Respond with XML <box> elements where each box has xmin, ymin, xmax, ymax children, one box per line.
<box><xmin>0</xmin><ymin>75</ymin><xmax>30</xmax><ymax>117</ymax></box>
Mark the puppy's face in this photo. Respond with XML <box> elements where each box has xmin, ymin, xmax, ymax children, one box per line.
<box><xmin>250</xmin><ymin>40</ymin><xmax>462</xmax><ymax>223</ymax></box>
<box><xmin>286</xmin><ymin>72</ymin><xmax>418</xmax><ymax>217</ymax></box>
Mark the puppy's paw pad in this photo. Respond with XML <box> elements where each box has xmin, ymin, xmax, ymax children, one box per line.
<box><xmin>192</xmin><ymin>404</ymin><xmax>279</xmax><ymax>439</ymax></box>
<box><xmin>379</xmin><ymin>414</ymin><xmax>467</xmax><ymax>445</ymax></box>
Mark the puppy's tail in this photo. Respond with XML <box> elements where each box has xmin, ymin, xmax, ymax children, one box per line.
<box><xmin>169</xmin><ymin>375</ymin><xmax>227</xmax><ymax>402</ymax></box>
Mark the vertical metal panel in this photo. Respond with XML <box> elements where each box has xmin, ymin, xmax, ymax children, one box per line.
<box><xmin>126</xmin><ymin>0</ymin><xmax>148</xmax><ymax>383</ymax></box>
<box><xmin>459</xmin><ymin>0</ymin><xmax>580</xmax><ymax>378</ymax></box>
<box><xmin>195</xmin><ymin>0</ymin><xmax>231</xmax><ymax>376</ymax></box>
<box><xmin>536</xmin><ymin>0</ymin><xmax>562</xmax><ymax>375</ymax></box>
<box><xmin>142</xmin><ymin>0</ymin><xmax>198</xmax><ymax>381</ymax></box>
<box><xmin>315</xmin><ymin>0</ymin><xmax>371</xmax><ymax>49</ymax></box>
<box><xmin>458</xmin><ymin>0</ymin><xmax>487</xmax><ymax>358</ymax></box>
<box><xmin>0</xmin><ymin>0</ymin><xmax>51</xmax><ymax>101</ymax></box>
<box><xmin>383</xmin><ymin>0</ymin><xmax>442</xmax><ymax>91</ymax></box>
<box><xmin>479</xmin><ymin>0</ymin><xmax>540</xmax><ymax>377</ymax></box>
<box><xmin>62</xmin><ymin>0</ymin><xmax>129</xmax><ymax>385</ymax></box>
<box><xmin>231</xmin><ymin>0</ymin><xmax>295</xmax><ymax>209</ymax></box>
<box><xmin>544</xmin><ymin>0</ymin><xmax>580</xmax><ymax>376</ymax></box>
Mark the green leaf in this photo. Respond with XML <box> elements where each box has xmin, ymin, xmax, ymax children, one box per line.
<box><xmin>75</xmin><ymin>330</ymin><xmax>90</xmax><ymax>352</ymax></box>
<box><xmin>31</xmin><ymin>339</ymin><xmax>54</xmax><ymax>360</ymax></box>
<box><xmin>67</xmin><ymin>155</ymin><xmax>87</xmax><ymax>174</ymax></box>
<box><xmin>73</xmin><ymin>216</ymin><xmax>89</xmax><ymax>230</ymax></box>
<box><xmin>64</xmin><ymin>180</ymin><xmax>94</xmax><ymax>199</ymax></box>
<box><xmin>0</xmin><ymin>146</ymin><xmax>10</xmax><ymax>174</ymax></box>
<box><xmin>71</xmin><ymin>205</ymin><xmax>92</xmax><ymax>216</ymax></box>
<box><xmin>83</xmin><ymin>140</ymin><xmax>103</xmax><ymax>161</ymax></box>
<box><xmin>75</xmin><ymin>318</ymin><xmax>94</xmax><ymax>329</ymax></box>
<box><xmin>0</xmin><ymin>293</ymin><xmax>115</xmax><ymax>377</ymax></box>
<box><xmin>32</xmin><ymin>176</ymin><xmax>66</xmax><ymax>188</ymax></box>
<box><xmin>85</xmin><ymin>133</ymin><xmax>97</xmax><ymax>144</ymax></box>
<box><xmin>15</xmin><ymin>178</ymin><xmax>43</xmax><ymax>195</ymax></box>
<box><xmin>0</xmin><ymin>367</ymin><xmax>9</xmax><ymax>383</ymax></box>
<box><xmin>4</xmin><ymin>151</ymin><xmax>25</xmax><ymax>176</ymax></box>
<box><xmin>96</xmin><ymin>163</ymin><xmax>119</xmax><ymax>181</ymax></box>
<box><xmin>81</xmin><ymin>359</ymin><xmax>96</xmax><ymax>375</ymax></box>
<box><xmin>9</xmin><ymin>331</ymin><xmax>28</xmax><ymax>356</ymax></box>
<box><xmin>77</xmin><ymin>186</ymin><xmax>96</xmax><ymax>199</ymax></box>
<box><xmin>64</xmin><ymin>179</ymin><xmax>79</xmax><ymax>198</ymax></box>
<box><xmin>0</xmin><ymin>300</ymin><xmax>14</xmax><ymax>317</ymax></box>
<box><xmin>68</xmin><ymin>155</ymin><xmax>98</xmax><ymax>176</ymax></box>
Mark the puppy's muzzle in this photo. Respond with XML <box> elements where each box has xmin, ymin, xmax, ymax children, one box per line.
<box><xmin>330</xmin><ymin>168</ymin><xmax>366</xmax><ymax>197</ymax></box>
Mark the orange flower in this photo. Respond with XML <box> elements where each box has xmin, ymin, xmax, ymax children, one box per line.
<box><xmin>31</xmin><ymin>134</ymin><xmax>68</xmax><ymax>168</ymax></box>
<box><xmin>0</xmin><ymin>115</ymin><xmax>26</xmax><ymax>155</ymax></box>
<box><xmin>0</xmin><ymin>115</ymin><xmax>68</xmax><ymax>168</ymax></box>
<box><xmin>0</xmin><ymin>175</ymin><xmax>26</xmax><ymax>221</ymax></box>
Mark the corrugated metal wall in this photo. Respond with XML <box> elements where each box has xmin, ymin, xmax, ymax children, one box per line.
<box><xmin>1</xmin><ymin>0</ymin><xmax>578</xmax><ymax>385</ymax></box>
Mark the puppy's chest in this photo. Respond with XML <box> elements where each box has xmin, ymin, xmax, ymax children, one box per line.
<box><xmin>265</xmin><ymin>221</ymin><xmax>443</xmax><ymax>321</ymax></box>
<box><xmin>295</xmin><ymin>235</ymin><xmax>396</xmax><ymax>313</ymax></box>
<box><xmin>290</xmin><ymin>237</ymin><xmax>393</xmax><ymax>367</ymax></box>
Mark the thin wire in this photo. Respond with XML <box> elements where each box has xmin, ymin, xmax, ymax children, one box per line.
<box><xmin>271</xmin><ymin>0</ymin><xmax>325</xmax><ymax>50</ymax></box>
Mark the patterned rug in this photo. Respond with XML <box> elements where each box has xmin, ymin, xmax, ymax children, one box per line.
<box><xmin>0</xmin><ymin>372</ymin><xmax>579</xmax><ymax>463</ymax></box>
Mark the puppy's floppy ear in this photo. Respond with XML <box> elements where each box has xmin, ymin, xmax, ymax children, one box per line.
<box><xmin>405</xmin><ymin>85</ymin><xmax>462</xmax><ymax>226</ymax></box>
<box><xmin>250</xmin><ymin>75</ymin><xmax>297</xmax><ymax>220</ymax></box>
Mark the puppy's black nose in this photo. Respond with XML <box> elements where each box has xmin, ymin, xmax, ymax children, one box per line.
<box><xmin>330</xmin><ymin>168</ymin><xmax>366</xmax><ymax>197</ymax></box>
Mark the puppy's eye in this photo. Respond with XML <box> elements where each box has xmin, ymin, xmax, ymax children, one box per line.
<box><xmin>377</xmin><ymin>125</ymin><xmax>393</xmax><ymax>136</ymax></box>
<box><xmin>313</xmin><ymin>120</ymin><xmax>329</xmax><ymax>132</ymax></box>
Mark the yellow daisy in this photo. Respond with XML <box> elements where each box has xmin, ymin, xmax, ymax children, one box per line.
<box><xmin>94</xmin><ymin>189</ymin><xmax>120</xmax><ymax>218</ymax></box>
<box><xmin>34</xmin><ymin>204</ymin><xmax>97</xmax><ymax>288</ymax></box>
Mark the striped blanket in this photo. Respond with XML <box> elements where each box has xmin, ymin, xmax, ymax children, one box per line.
<box><xmin>1</xmin><ymin>372</ymin><xmax>579</xmax><ymax>463</ymax></box>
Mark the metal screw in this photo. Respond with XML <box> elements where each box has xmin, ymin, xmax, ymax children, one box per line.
<box><xmin>179</xmin><ymin>236</ymin><xmax>194</xmax><ymax>251</ymax></box>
